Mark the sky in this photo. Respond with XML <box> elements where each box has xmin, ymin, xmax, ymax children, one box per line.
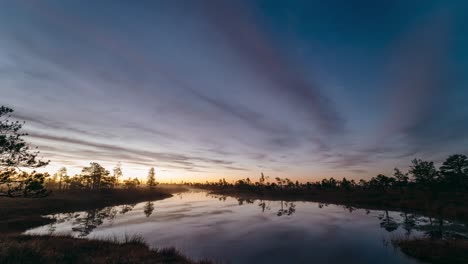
<box><xmin>1</xmin><ymin>0</ymin><xmax>468</xmax><ymax>182</ymax></box>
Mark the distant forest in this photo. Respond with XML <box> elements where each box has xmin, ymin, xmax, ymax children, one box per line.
<box><xmin>191</xmin><ymin>154</ymin><xmax>468</xmax><ymax>193</ymax></box>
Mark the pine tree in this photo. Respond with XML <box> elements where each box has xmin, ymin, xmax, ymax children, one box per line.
<box><xmin>147</xmin><ymin>167</ymin><xmax>157</xmax><ymax>189</ymax></box>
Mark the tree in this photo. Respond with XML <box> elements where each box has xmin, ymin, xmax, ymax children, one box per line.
<box><xmin>123</xmin><ymin>177</ymin><xmax>140</xmax><ymax>189</ymax></box>
<box><xmin>0</xmin><ymin>106</ymin><xmax>49</xmax><ymax>197</ymax></box>
<box><xmin>81</xmin><ymin>162</ymin><xmax>111</xmax><ymax>190</ymax></box>
<box><xmin>0</xmin><ymin>169</ymin><xmax>50</xmax><ymax>197</ymax></box>
<box><xmin>113</xmin><ymin>162</ymin><xmax>123</xmax><ymax>187</ymax></box>
<box><xmin>440</xmin><ymin>154</ymin><xmax>468</xmax><ymax>191</ymax></box>
<box><xmin>375</xmin><ymin>174</ymin><xmax>395</xmax><ymax>190</ymax></box>
<box><xmin>147</xmin><ymin>167</ymin><xmax>157</xmax><ymax>189</ymax></box>
<box><xmin>68</xmin><ymin>175</ymin><xmax>85</xmax><ymax>190</ymax></box>
<box><xmin>61</xmin><ymin>174</ymin><xmax>71</xmax><ymax>190</ymax></box>
<box><xmin>259</xmin><ymin>172</ymin><xmax>266</xmax><ymax>185</ymax></box>
<box><xmin>409</xmin><ymin>159</ymin><xmax>439</xmax><ymax>187</ymax></box>
<box><xmin>55</xmin><ymin>167</ymin><xmax>67</xmax><ymax>190</ymax></box>
<box><xmin>393</xmin><ymin>167</ymin><xmax>409</xmax><ymax>185</ymax></box>
<box><xmin>0</xmin><ymin>106</ymin><xmax>49</xmax><ymax>169</ymax></box>
<box><xmin>341</xmin><ymin>177</ymin><xmax>352</xmax><ymax>191</ymax></box>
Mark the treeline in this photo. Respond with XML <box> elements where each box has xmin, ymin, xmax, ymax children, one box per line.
<box><xmin>1</xmin><ymin>105</ymin><xmax>163</xmax><ymax>197</ymax></box>
<box><xmin>44</xmin><ymin>163</ymin><xmax>159</xmax><ymax>191</ymax></box>
<box><xmin>0</xmin><ymin>162</ymin><xmax>159</xmax><ymax>197</ymax></box>
<box><xmin>191</xmin><ymin>154</ymin><xmax>468</xmax><ymax>193</ymax></box>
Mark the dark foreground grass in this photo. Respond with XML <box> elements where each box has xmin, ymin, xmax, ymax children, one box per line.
<box><xmin>0</xmin><ymin>234</ymin><xmax>211</xmax><ymax>264</ymax></box>
<box><xmin>394</xmin><ymin>238</ymin><xmax>468</xmax><ymax>264</ymax></box>
<box><xmin>0</xmin><ymin>186</ymin><xmax>186</xmax><ymax>233</ymax></box>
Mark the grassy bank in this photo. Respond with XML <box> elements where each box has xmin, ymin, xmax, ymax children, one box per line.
<box><xmin>207</xmin><ymin>188</ymin><xmax>468</xmax><ymax>221</ymax></box>
<box><xmin>0</xmin><ymin>186</ymin><xmax>185</xmax><ymax>233</ymax></box>
<box><xmin>0</xmin><ymin>234</ymin><xmax>210</xmax><ymax>264</ymax></box>
<box><xmin>394</xmin><ymin>238</ymin><xmax>468</xmax><ymax>264</ymax></box>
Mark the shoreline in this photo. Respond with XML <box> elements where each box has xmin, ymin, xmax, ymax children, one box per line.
<box><xmin>206</xmin><ymin>188</ymin><xmax>468</xmax><ymax>222</ymax></box>
<box><xmin>3</xmin><ymin>186</ymin><xmax>467</xmax><ymax>263</ymax></box>
<box><xmin>205</xmin><ymin>187</ymin><xmax>468</xmax><ymax>264</ymax></box>
<box><xmin>0</xmin><ymin>186</ymin><xmax>213</xmax><ymax>263</ymax></box>
<box><xmin>0</xmin><ymin>186</ymin><xmax>185</xmax><ymax>234</ymax></box>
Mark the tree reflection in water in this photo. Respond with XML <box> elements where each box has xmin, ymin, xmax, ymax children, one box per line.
<box><xmin>258</xmin><ymin>200</ymin><xmax>270</xmax><ymax>212</ymax></box>
<box><xmin>404</xmin><ymin>215</ymin><xmax>468</xmax><ymax>240</ymax></box>
<box><xmin>379</xmin><ymin>210</ymin><xmax>399</xmax><ymax>232</ymax></box>
<box><xmin>143</xmin><ymin>201</ymin><xmax>155</xmax><ymax>217</ymax></box>
<box><xmin>234</xmin><ymin>197</ymin><xmax>296</xmax><ymax>216</ymax></box>
<box><xmin>237</xmin><ymin>198</ymin><xmax>254</xmax><ymax>205</ymax></box>
<box><xmin>210</xmin><ymin>194</ymin><xmax>296</xmax><ymax>217</ymax></box>
<box><xmin>211</xmin><ymin>194</ymin><xmax>467</xmax><ymax>239</ymax></box>
<box><xmin>376</xmin><ymin>210</ymin><xmax>468</xmax><ymax>240</ymax></box>
<box><xmin>277</xmin><ymin>201</ymin><xmax>296</xmax><ymax>216</ymax></box>
<box><xmin>315</xmin><ymin>203</ymin><xmax>468</xmax><ymax>240</ymax></box>
<box><xmin>45</xmin><ymin>194</ymin><xmax>467</xmax><ymax>244</ymax></box>
<box><xmin>48</xmin><ymin>204</ymin><xmax>137</xmax><ymax>237</ymax></box>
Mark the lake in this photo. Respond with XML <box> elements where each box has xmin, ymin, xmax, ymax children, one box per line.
<box><xmin>25</xmin><ymin>190</ymin><xmax>468</xmax><ymax>264</ymax></box>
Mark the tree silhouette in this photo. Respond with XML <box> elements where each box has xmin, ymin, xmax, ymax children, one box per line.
<box><xmin>259</xmin><ymin>172</ymin><xmax>266</xmax><ymax>185</ymax></box>
<box><xmin>147</xmin><ymin>167</ymin><xmax>157</xmax><ymax>189</ymax></box>
<box><xmin>440</xmin><ymin>154</ymin><xmax>468</xmax><ymax>191</ymax></box>
<box><xmin>81</xmin><ymin>162</ymin><xmax>112</xmax><ymax>190</ymax></box>
<box><xmin>55</xmin><ymin>167</ymin><xmax>67</xmax><ymax>190</ymax></box>
<box><xmin>0</xmin><ymin>106</ymin><xmax>49</xmax><ymax>197</ymax></box>
<box><xmin>123</xmin><ymin>177</ymin><xmax>140</xmax><ymax>189</ymax></box>
<box><xmin>409</xmin><ymin>159</ymin><xmax>439</xmax><ymax>187</ymax></box>
<box><xmin>393</xmin><ymin>168</ymin><xmax>409</xmax><ymax>186</ymax></box>
<box><xmin>113</xmin><ymin>162</ymin><xmax>123</xmax><ymax>187</ymax></box>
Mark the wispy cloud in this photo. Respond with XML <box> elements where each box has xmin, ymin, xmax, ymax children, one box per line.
<box><xmin>196</xmin><ymin>0</ymin><xmax>345</xmax><ymax>135</ymax></box>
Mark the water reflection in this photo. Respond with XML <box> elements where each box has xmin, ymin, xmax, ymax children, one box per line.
<box><xmin>379</xmin><ymin>210</ymin><xmax>399</xmax><ymax>232</ymax></box>
<box><xmin>210</xmin><ymin>194</ymin><xmax>468</xmax><ymax>240</ymax></box>
<box><xmin>143</xmin><ymin>201</ymin><xmax>155</xmax><ymax>217</ymax></box>
<box><xmin>394</xmin><ymin>214</ymin><xmax>468</xmax><ymax>240</ymax></box>
<box><xmin>46</xmin><ymin>203</ymin><xmax>137</xmax><ymax>237</ymax></box>
<box><xmin>212</xmin><ymin>195</ymin><xmax>296</xmax><ymax>217</ymax></box>
<box><xmin>27</xmin><ymin>191</ymin><xmax>468</xmax><ymax>264</ymax></box>
<box><xmin>314</xmin><ymin>202</ymin><xmax>468</xmax><ymax>238</ymax></box>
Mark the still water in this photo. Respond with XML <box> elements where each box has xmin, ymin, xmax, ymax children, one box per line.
<box><xmin>26</xmin><ymin>190</ymin><xmax>468</xmax><ymax>264</ymax></box>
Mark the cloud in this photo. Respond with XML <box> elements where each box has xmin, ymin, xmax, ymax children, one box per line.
<box><xmin>195</xmin><ymin>0</ymin><xmax>345</xmax><ymax>134</ymax></box>
<box><xmin>28</xmin><ymin>133</ymin><xmax>236</xmax><ymax>170</ymax></box>
<box><xmin>380</xmin><ymin>10</ymin><xmax>454</xmax><ymax>146</ymax></box>
<box><xmin>224</xmin><ymin>166</ymin><xmax>249</xmax><ymax>171</ymax></box>
<box><xmin>2</xmin><ymin>1</ymin><xmax>467</xmax><ymax>180</ymax></box>
<box><xmin>188</xmin><ymin>88</ymin><xmax>292</xmax><ymax>136</ymax></box>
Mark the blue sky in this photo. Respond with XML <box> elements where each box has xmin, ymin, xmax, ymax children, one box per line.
<box><xmin>1</xmin><ymin>0</ymin><xmax>467</xmax><ymax>182</ymax></box>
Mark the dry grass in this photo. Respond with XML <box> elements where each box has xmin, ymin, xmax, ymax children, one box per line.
<box><xmin>0</xmin><ymin>234</ymin><xmax>211</xmax><ymax>264</ymax></box>
<box><xmin>394</xmin><ymin>238</ymin><xmax>468</xmax><ymax>264</ymax></box>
